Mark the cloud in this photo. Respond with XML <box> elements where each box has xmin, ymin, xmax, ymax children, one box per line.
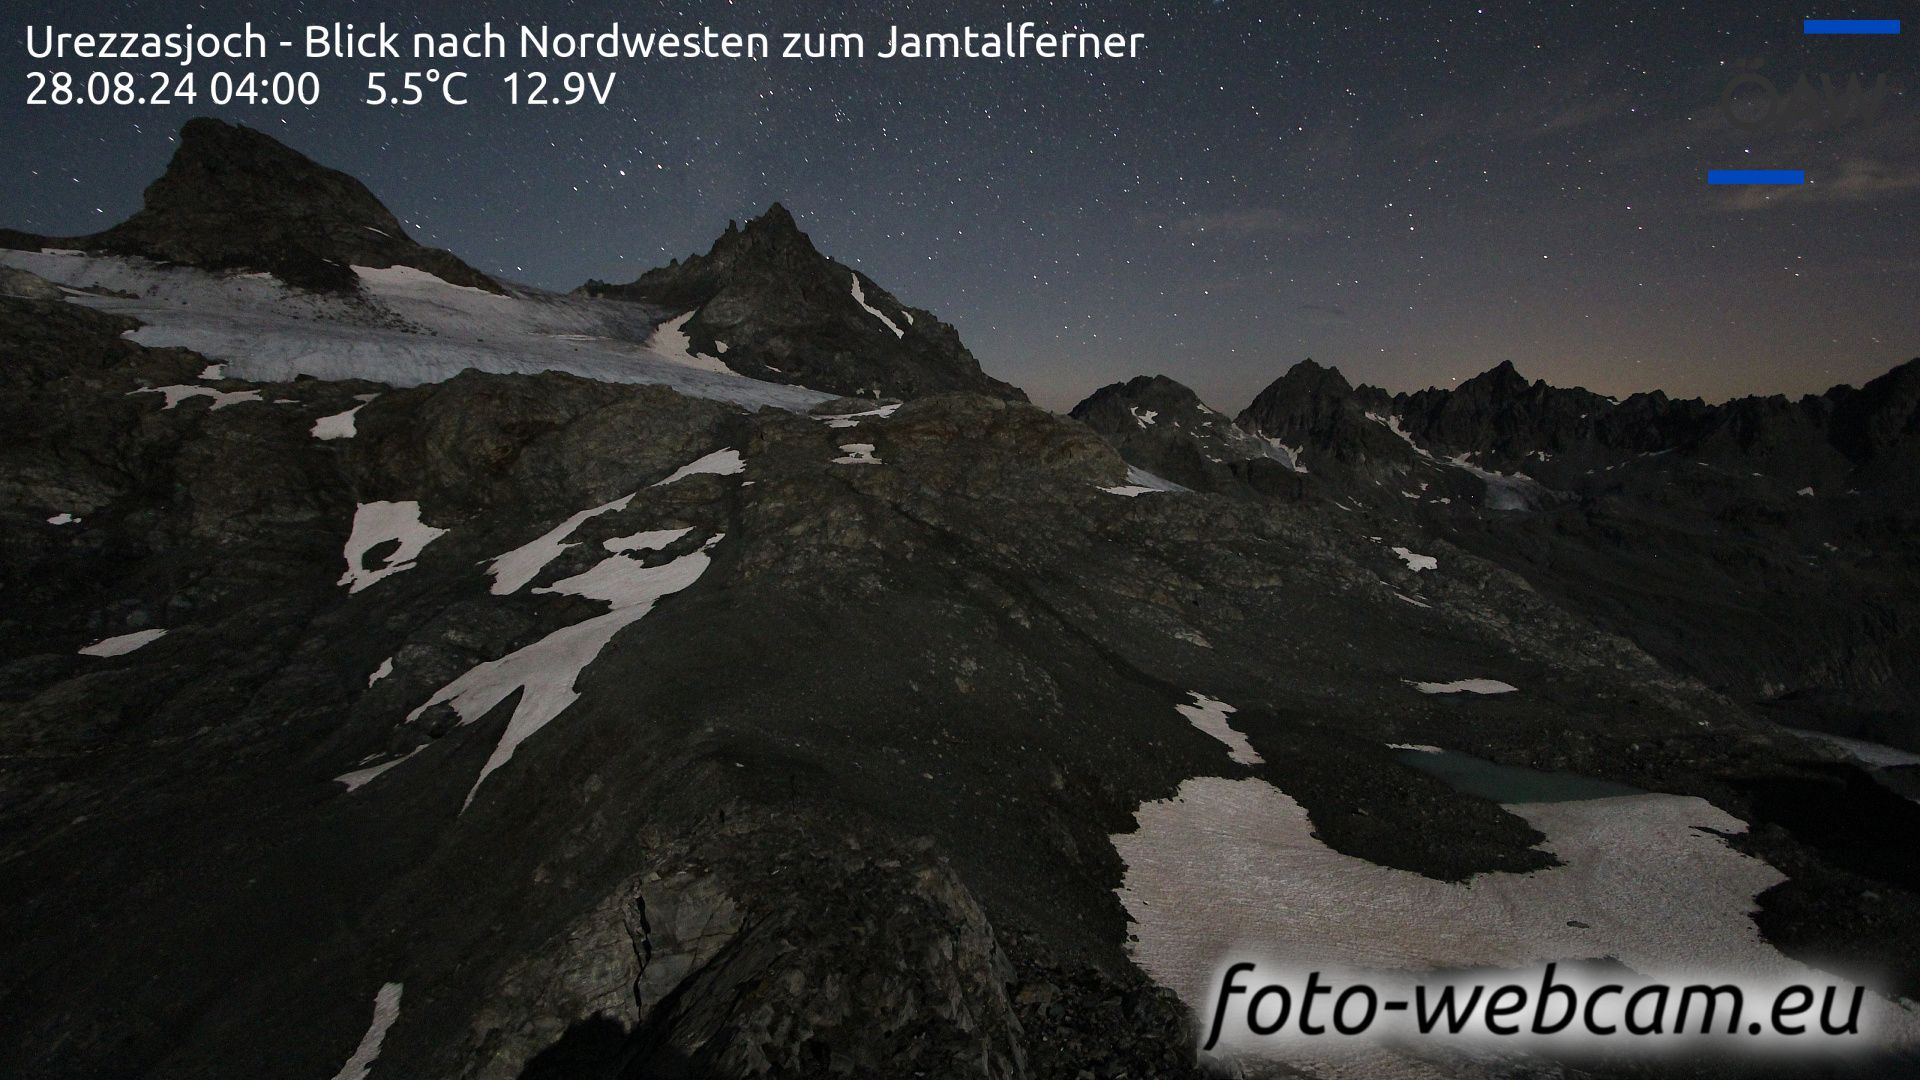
<box><xmin>1720</xmin><ymin>158</ymin><xmax>1920</xmax><ymax>210</ymax></box>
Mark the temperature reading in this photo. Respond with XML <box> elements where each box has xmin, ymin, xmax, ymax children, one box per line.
<box><xmin>364</xmin><ymin>70</ymin><xmax>468</xmax><ymax>106</ymax></box>
<box><xmin>504</xmin><ymin>71</ymin><xmax>617</xmax><ymax>106</ymax></box>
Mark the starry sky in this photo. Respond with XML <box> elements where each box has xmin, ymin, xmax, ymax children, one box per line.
<box><xmin>6</xmin><ymin>1</ymin><xmax>1917</xmax><ymax>411</ymax></box>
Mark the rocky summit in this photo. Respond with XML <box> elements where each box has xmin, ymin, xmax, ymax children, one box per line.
<box><xmin>4</xmin><ymin>119</ymin><xmax>1920</xmax><ymax>1080</ymax></box>
<box><xmin>579</xmin><ymin>204</ymin><xmax>1026</xmax><ymax>403</ymax></box>
<box><xmin>0</xmin><ymin>118</ymin><xmax>500</xmax><ymax>294</ymax></box>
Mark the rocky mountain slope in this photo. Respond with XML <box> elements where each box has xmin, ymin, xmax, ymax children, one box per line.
<box><xmin>1076</xmin><ymin>359</ymin><xmax>1920</xmax><ymax>752</ymax></box>
<box><xmin>5</xmin><ymin>119</ymin><xmax>1920</xmax><ymax>1080</ymax></box>
<box><xmin>0</xmin><ymin>118</ymin><xmax>500</xmax><ymax>295</ymax></box>
<box><xmin>1067</xmin><ymin>374</ymin><xmax>1304</xmax><ymax>498</ymax></box>
<box><xmin>580</xmin><ymin>205</ymin><xmax>1025</xmax><ymax>403</ymax></box>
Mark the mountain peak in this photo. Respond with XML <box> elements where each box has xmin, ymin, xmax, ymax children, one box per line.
<box><xmin>1458</xmin><ymin>360</ymin><xmax>1530</xmax><ymax>396</ymax></box>
<box><xmin>754</xmin><ymin>202</ymin><xmax>799</xmax><ymax>231</ymax></box>
<box><xmin>579</xmin><ymin>209</ymin><xmax>1025</xmax><ymax>403</ymax></box>
<box><xmin>79</xmin><ymin>118</ymin><xmax>501</xmax><ymax>293</ymax></box>
<box><xmin>1070</xmin><ymin>374</ymin><xmax>1302</xmax><ymax>495</ymax></box>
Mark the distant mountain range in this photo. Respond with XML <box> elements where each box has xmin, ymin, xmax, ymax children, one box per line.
<box><xmin>3</xmin><ymin>119</ymin><xmax>1918</xmax><ymax>1080</ymax></box>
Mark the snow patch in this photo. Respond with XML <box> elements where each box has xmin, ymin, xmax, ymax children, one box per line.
<box><xmin>368</xmin><ymin>657</ymin><xmax>394</xmax><ymax>686</ymax></box>
<box><xmin>1176</xmin><ymin>692</ymin><xmax>1261</xmax><ymax>765</ymax></box>
<box><xmin>406</xmin><ymin>541</ymin><xmax>718</xmax><ymax>808</ymax></box>
<box><xmin>198</xmin><ymin>363</ymin><xmax>226</xmax><ymax>380</ymax></box>
<box><xmin>833</xmin><ymin>443</ymin><xmax>883</xmax><ymax>465</ymax></box>
<box><xmin>1387</xmin><ymin>742</ymin><xmax>1444</xmax><ymax>753</ymax></box>
<box><xmin>312</xmin><ymin>398</ymin><xmax>374</xmax><ymax>440</ymax></box>
<box><xmin>1411</xmin><ymin>678</ymin><xmax>1518</xmax><ymax>695</ymax></box>
<box><xmin>645</xmin><ymin>311</ymin><xmax>737</xmax><ymax>376</ymax></box>
<box><xmin>653</xmin><ymin>448</ymin><xmax>745</xmax><ymax>487</ymax></box>
<box><xmin>816</xmin><ymin>403</ymin><xmax>901</xmax><ymax>429</ymax></box>
<box><xmin>1366</xmin><ymin>411</ymin><xmax>1435</xmax><ymax>460</ymax></box>
<box><xmin>47</xmin><ymin>512</ymin><xmax>81</xmax><ymax>526</ymax></box>
<box><xmin>603</xmin><ymin>527</ymin><xmax>693</xmax><ymax>553</ymax></box>
<box><xmin>1112</xmin><ymin>775</ymin><xmax>1920</xmax><ymax>1074</ymax></box>
<box><xmin>486</xmin><ymin>493</ymin><xmax>636</xmax><ymax>595</ymax></box>
<box><xmin>78</xmin><ymin>628</ymin><xmax>167</xmax><ymax>657</ymax></box>
<box><xmin>1130</xmin><ymin>406</ymin><xmax>1158</xmax><ymax>428</ymax></box>
<box><xmin>130</xmin><ymin>385</ymin><xmax>263</xmax><ymax>411</ymax></box>
<box><xmin>1099</xmin><ymin>465</ymin><xmax>1188</xmax><ymax>497</ymax></box>
<box><xmin>352</xmin><ymin>263</ymin><xmax>500</xmax><ymax>298</ymax></box>
<box><xmin>1390</xmin><ymin>546</ymin><xmax>1438</xmax><ymax>572</ymax></box>
<box><xmin>338</xmin><ymin>501</ymin><xmax>446</xmax><ymax>594</ymax></box>
<box><xmin>1450</xmin><ymin>453</ymin><xmax>1553</xmax><ymax>511</ymax></box>
<box><xmin>333</xmin><ymin>747</ymin><xmax>423</xmax><ymax>793</ymax></box>
<box><xmin>328</xmin><ymin>982</ymin><xmax>403</xmax><ymax>1080</ymax></box>
<box><xmin>850</xmin><ymin>273</ymin><xmax>905</xmax><ymax>337</ymax></box>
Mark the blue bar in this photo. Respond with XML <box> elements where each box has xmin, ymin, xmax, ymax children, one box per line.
<box><xmin>1709</xmin><ymin>170</ymin><xmax>1806</xmax><ymax>185</ymax></box>
<box><xmin>1803</xmin><ymin>19</ymin><xmax>1900</xmax><ymax>34</ymax></box>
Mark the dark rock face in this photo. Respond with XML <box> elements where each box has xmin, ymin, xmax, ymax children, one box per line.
<box><xmin>18</xmin><ymin>287</ymin><xmax>1913</xmax><ymax>1078</ymax></box>
<box><xmin>1069</xmin><ymin>375</ymin><xmax>1304</xmax><ymax>497</ymax></box>
<box><xmin>1235</xmin><ymin>359</ymin><xmax>1417</xmax><ymax>484</ymax></box>
<box><xmin>1</xmin><ymin>118</ymin><xmax>500</xmax><ymax>294</ymax></box>
<box><xmin>580</xmin><ymin>205</ymin><xmax>1026</xmax><ymax>403</ymax></box>
<box><xmin>1211</xmin><ymin>356</ymin><xmax>1920</xmax><ymax>748</ymax></box>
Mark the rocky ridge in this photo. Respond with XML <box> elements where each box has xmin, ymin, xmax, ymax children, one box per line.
<box><xmin>580</xmin><ymin>204</ymin><xmax>1026</xmax><ymax>403</ymax></box>
<box><xmin>0</xmin><ymin>118</ymin><xmax>501</xmax><ymax>295</ymax></box>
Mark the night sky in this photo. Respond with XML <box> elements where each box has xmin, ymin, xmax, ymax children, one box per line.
<box><xmin>7</xmin><ymin>1</ymin><xmax>1917</xmax><ymax>411</ymax></box>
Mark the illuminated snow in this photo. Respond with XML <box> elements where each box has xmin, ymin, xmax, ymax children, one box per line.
<box><xmin>328</xmin><ymin>982</ymin><xmax>403</xmax><ymax>1080</ymax></box>
<box><xmin>1391</xmin><ymin>547</ymin><xmax>1438</xmax><ymax>572</ymax></box>
<box><xmin>1176</xmin><ymin>692</ymin><xmax>1261</xmax><ymax>765</ymax></box>
<box><xmin>653</xmin><ymin>448</ymin><xmax>745</xmax><ymax>486</ymax></box>
<box><xmin>333</xmin><ymin>747</ymin><xmax>423</xmax><ymax>793</ymax></box>
<box><xmin>78</xmin><ymin>628</ymin><xmax>167</xmax><ymax>657</ymax></box>
<box><xmin>0</xmin><ymin>251</ymin><xmax>832</xmax><ymax>413</ymax></box>
<box><xmin>833</xmin><ymin>443</ymin><xmax>883</xmax><ymax>465</ymax></box>
<box><xmin>850</xmin><ymin>273</ymin><xmax>905</xmax><ymax>337</ymax></box>
<box><xmin>646</xmin><ymin>311</ymin><xmax>737</xmax><ymax>375</ymax></box>
<box><xmin>1411</xmin><ymin>678</ymin><xmax>1517</xmax><ymax>695</ymax></box>
<box><xmin>130</xmin><ymin>384</ymin><xmax>263</xmax><ymax>410</ymax></box>
<box><xmin>1366</xmin><ymin>411</ymin><xmax>1435</xmax><ymax>459</ymax></box>
<box><xmin>47</xmin><ymin>512</ymin><xmax>81</xmax><ymax>526</ymax></box>
<box><xmin>1099</xmin><ymin>465</ymin><xmax>1188</xmax><ymax>497</ymax></box>
<box><xmin>816</xmin><ymin>403</ymin><xmax>901</xmax><ymax>429</ymax></box>
<box><xmin>603</xmin><ymin>527</ymin><xmax>693</xmax><ymax>553</ymax></box>
<box><xmin>1131</xmin><ymin>406</ymin><xmax>1159</xmax><ymax>428</ymax></box>
<box><xmin>486</xmin><ymin>493</ymin><xmax>636</xmax><ymax>595</ymax></box>
<box><xmin>1114</xmin><ymin>776</ymin><xmax>1920</xmax><ymax>1073</ymax></box>
<box><xmin>338</xmin><ymin>501</ymin><xmax>446</xmax><ymax>594</ymax></box>
<box><xmin>406</xmin><ymin>541</ymin><xmax>718</xmax><ymax>808</ymax></box>
<box><xmin>1450</xmin><ymin>453</ymin><xmax>1553</xmax><ymax>511</ymax></box>
<box><xmin>312</xmin><ymin>403</ymin><xmax>368</xmax><ymax>440</ymax></box>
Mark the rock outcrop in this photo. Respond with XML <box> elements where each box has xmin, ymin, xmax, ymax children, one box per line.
<box><xmin>0</xmin><ymin>118</ymin><xmax>500</xmax><ymax>294</ymax></box>
<box><xmin>580</xmin><ymin>205</ymin><xmax>1026</xmax><ymax>403</ymax></box>
<box><xmin>1070</xmin><ymin>374</ymin><xmax>1304</xmax><ymax>497</ymax></box>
